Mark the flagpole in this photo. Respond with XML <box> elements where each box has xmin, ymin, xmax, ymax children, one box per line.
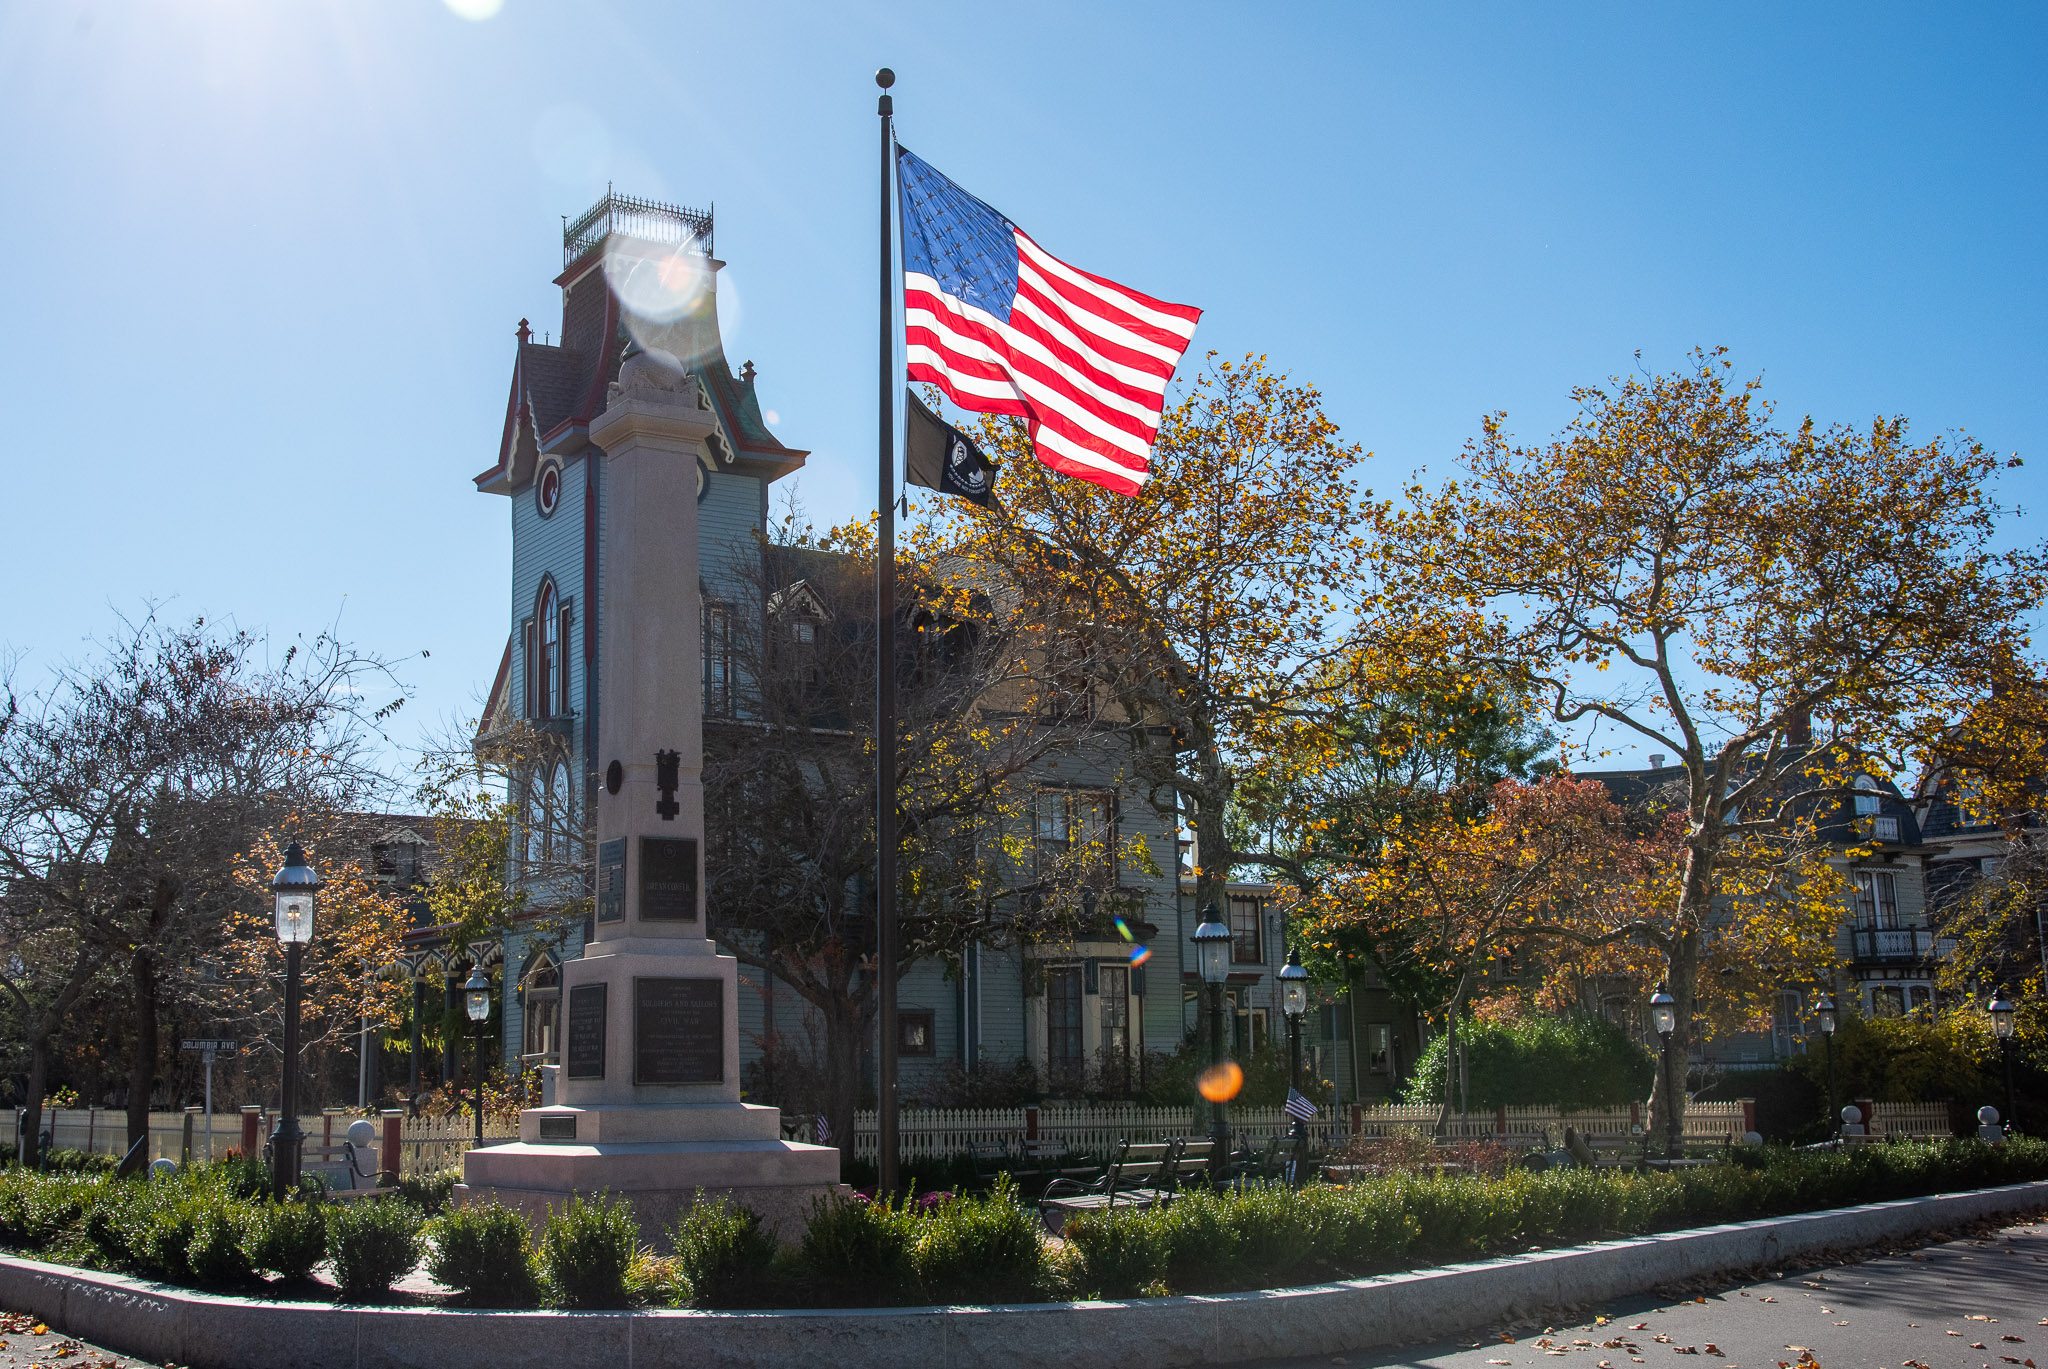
<box><xmin>874</xmin><ymin>65</ymin><xmax>901</xmax><ymax>1199</ymax></box>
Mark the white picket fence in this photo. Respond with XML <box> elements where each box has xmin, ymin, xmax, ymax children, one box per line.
<box><xmin>841</xmin><ymin>1099</ymin><xmax>1958</xmax><ymax>1162</ymax></box>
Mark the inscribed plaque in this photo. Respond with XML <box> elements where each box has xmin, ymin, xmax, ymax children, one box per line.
<box><xmin>566</xmin><ymin>983</ymin><xmax>608</xmax><ymax>1079</ymax></box>
<box><xmin>633</xmin><ymin>977</ymin><xmax>723</xmax><ymax>1085</ymax></box>
<box><xmin>639</xmin><ymin>836</ymin><xmax>698</xmax><ymax>921</ymax></box>
<box><xmin>596</xmin><ymin>839</ymin><xmax>626</xmax><ymax>923</ymax></box>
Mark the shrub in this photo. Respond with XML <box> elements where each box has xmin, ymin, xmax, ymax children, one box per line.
<box><xmin>208</xmin><ymin>1155</ymin><xmax>272</xmax><ymax>1203</ymax></box>
<box><xmin>1062</xmin><ymin>1204</ymin><xmax>1168</xmax><ymax>1299</ymax></box>
<box><xmin>247</xmin><ymin>1199</ymin><xmax>327</xmax><ymax>1282</ymax></box>
<box><xmin>427</xmin><ymin>1202</ymin><xmax>541</xmax><ymax>1307</ymax></box>
<box><xmin>327</xmin><ymin>1199</ymin><xmax>425</xmax><ymax>1300</ymax></box>
<box><xmin>911</xmin><ymin>1176</ymin><xmax>1045</xmax><ymax>1302</ymax></box>
<box><xmin>537</xmin><ymin>1194</ymin><xmax>638</xmax><ymax>1309</ymax></box>
<box><xmin>799</xmin><ymin>1193</ymin><xmax>918</xmax><ymax>1302</ymax></box>
<box><xmin>1404</xmin><ymin>1013</ymin><xmax>1656</xmax><ymax>1111</ymax></box>
<box><xmin>397</xmin><ymin>1169</ymin><xmax>460</xmax><ymax>1216</ymax></box>
<box><xmin>83</xmin><ymin>1177</ymin><xmax>256</xmax><ymax>1289</ymax></box>
<box><xmin>670</xmin><ymin>1195</ymin><xmax>778</xmax><ymax>1308</ymax></box>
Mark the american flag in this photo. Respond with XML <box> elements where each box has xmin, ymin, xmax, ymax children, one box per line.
<box><xmin>897</xmin><ymin>146</ymin><xmax>1202</xmax><ymax>497</ymax></box>
<box><xmin>815</xmin><ymin>1113</ymin><xmax>830</xmax><ymax>1144</ymax></box>
<box><xmin>1284</xmin><ymin>1088</ymin><xmax>1319</xmax><ymax>1122</ymax></box>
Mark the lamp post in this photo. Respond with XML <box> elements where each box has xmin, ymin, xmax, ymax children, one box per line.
<box><xmin>1279</xmin><ymin>945</ymin><xmax>1310</xmax><ymax>1188</ymax></box>
<box><xmin>269</xmin><ymin>842</ymin><xmax>321</xmax><ymax>1201</ymax></box>
<box><xmin>1193</xmin><ymin>907</ymin><xmax>1234</xmax><ymax>1176</ymax></box>
<box><xmin>1812</xmin><ymin>991</ymin><xmax>1839</xmax><ymax>1132</ymax></box>
<box><xmin>1989</xmin><ymin>989</ymin><xmax>2018</xmax><ymax>1135</ymax></box>
<box><xmin>464</xmin><ymin>964</ymin><xmax>492</xmax><ymax>1149</ymax></box>
<box><xmin>1649</xmin><ymin>984</ymin><xmax>1679</xmax><ymax>1158</ymax></box>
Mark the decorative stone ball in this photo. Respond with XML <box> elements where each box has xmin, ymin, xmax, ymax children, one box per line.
<box><xmin>149</xmin><ymin>1158</ymin><xmax>178</xmax><ymax>1180</ymax></box>
<box><xmin>1979</xmin><ymin>1105</ymin><xmax>2001</xmax><ymax>1126</ymax></box>
<box><xmin>347</xmin><ymin>1119</ymin><xmax>377</xmax><ymax>1149</ymax></box>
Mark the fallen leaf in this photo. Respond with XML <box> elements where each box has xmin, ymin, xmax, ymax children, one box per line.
<box><xmin>1633</xmin><ymin>1324</ymin><xmax>1652</xmax><ymax>1331</ymax></box>
<box><xmin>1972</xmin><ymin>1316</ymin><xmax>1995</xmax><ymax>1322</ymax></box>
<box><xmin>1762</xmin><ymin>1297</ymin><xmax>1777</xmax><ymax>1304</ymax></box>
<box><xmin>2005</xmin><ymin>1338</ymin><xmax>2027</xmax><ymax>1344</ymax></box>
<box><xmin>1657</xmin><ymin>1336</ymin><xmax>1675</xmax><ymax>1344</ymax></box>
<box><xmin>1705</xmin><ymin>1349</ymin><xmax>1722</xmax><ymax>1358</ymax></box>
<box><xmin>1485</xmin><ymin>1362</ymin><xmax>1511</xmax><ymax>1366</ymax></box>
<box><xmin>1974</xmin><ymin>1344</ymin><xmax>1989</xmax><ymax>1351</ymax></box>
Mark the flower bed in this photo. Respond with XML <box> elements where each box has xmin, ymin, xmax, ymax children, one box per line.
<box><xmin>0</xmin><ymin>1138</ymin><xmax>2041</xmax><ymax>1310</ymax></box>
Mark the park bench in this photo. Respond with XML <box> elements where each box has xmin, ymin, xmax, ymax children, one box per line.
<box><xmin>1039</xmin><ymin>1137</ymin><xmax>1197</xmax><ymax>1232</ymax></box>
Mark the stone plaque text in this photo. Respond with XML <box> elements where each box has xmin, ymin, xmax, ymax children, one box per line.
<box><xmin>566</xmin><ymin>983</ymin><xmax>607</xmax><ymax>1079</ymax></box>
<box><xmin>639</xmin><ymin>836</ymin><xmax>697</xmax><ymax>921</ymax></box>
<box><xmin>596</xmin><ymin>839</ymin><xmax>626</xmax><ymax>923</ymax></box>
<box><xmin>633</xmin><ymin>977</ymin><xmax>723</xmax><ymax>1085</ymax></box>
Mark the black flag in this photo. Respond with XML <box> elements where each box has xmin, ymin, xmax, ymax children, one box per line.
<box><xmin>905</xmin><ymin>389</ymin><xmax>997</xmax><ymax>506</ymax></box>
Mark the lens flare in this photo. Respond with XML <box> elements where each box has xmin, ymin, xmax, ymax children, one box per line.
<box><xmin>606</xmin><ymin>233</ymin><xmax>709</xmax><ymax>325</ymax></box>
<box><xmin>1113</xmin><ymin>916</ymin><xmax>1133</xmax><ymax>942</ymax></box>
<box><xmin>1197</xmin><ymin>1061</ymin><xmax>1244</xmax><ymax>1103</ymax></box>
<box><xmin>1129</xmin><ymin>945</ymin><xmax>1152</xmax><ymax>966</ymax></box>
<box><xmin>443</xmin><ymin>0</ymin><xmax>503</xmax><ymax>19</ymax></box>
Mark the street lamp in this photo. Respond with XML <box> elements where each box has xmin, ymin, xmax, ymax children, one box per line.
<box><xmin>464</xmin><ymin>964</ymin><xmax>492</xmax><ymax>1149</ymax></box>
<box><xmin>269</xmin><ymin>841</ymin><xmax>321</xmax><ymax>1200</ymax></box>
<box><xmin>1192</xmin><ymin>908</ymin><xmax>1234</xmax><ymax>1176</ymax></box>
<box><xmin>1648</xmin><ymin>984</ymin><xmax>1679</xmax><ymax>1158</ymax></box>
<box><xmin>1279</xmin><ymin>945</ymin><xmax>1310</xmax><ymax>1187</ymax></box>
<box><xmin>1814</xmin><ymin>992</ymin><xmax>1839</xmax><ymax>1132</ymax></box>
<box><xmin>1989</xmin><ymin>989</ymin><xmax>2018</xmax><ymax>1135</ymax></box>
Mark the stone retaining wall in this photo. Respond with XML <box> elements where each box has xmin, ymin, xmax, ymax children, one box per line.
<box><xmin>1</xmin><ymin>1180</ymin><xmax>2042</xmax><ymax>1369</ymax></box>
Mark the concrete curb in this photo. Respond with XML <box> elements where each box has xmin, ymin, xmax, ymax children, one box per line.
<box><xmin>2</xmin><ymin>1180</ymin><xmax>2043</xmax><ymax>1369</ymax></box>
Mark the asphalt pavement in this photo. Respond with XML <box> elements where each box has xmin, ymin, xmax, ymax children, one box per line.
<box><xmin>1235</xmin><ymin>1218</ymin><xmax>2048</xmax><ymax>1369</ymax></box>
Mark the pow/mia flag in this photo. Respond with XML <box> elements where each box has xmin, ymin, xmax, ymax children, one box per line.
<box><xmin>905</xmin><ymin>389</ymin><xmax>997</xmax><ymax>507</ymax></box>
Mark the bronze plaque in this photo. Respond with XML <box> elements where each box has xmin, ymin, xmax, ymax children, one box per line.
<box><xmin>639</xmin><ymin>836</ymin><xmax>698</xmax><ymax>921</ymax></box>
<box><xmin>596</xmin><ymin>839</ymin><xmax>626</xmax><ymax>923</ymax></box>
<box><xmin>633</xmin><ymin>977</ymin><xmax>723</xmax><ymax>1085</ymax></box>
<box><xmin>566</xmin><ymin>983</ymin><xmax>607</xmax><ymax>1079</ymax></box>
<box><xmin>537</xmin><ymin>1114</ymin><xmax>577</xmax><ymax>1142</ymax></box>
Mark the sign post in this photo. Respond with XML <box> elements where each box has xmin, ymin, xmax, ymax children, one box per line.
<box><xmin>179</xmin><ymin>1040</ymin><xmax>238</xmax><ymax>1165</ymax></box>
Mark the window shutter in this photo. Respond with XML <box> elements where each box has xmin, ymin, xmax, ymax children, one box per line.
<box><xmin>559</xmin><ymin>598</ymin><xmax>574</xmax><ymax>715</ymax></box>
<box><xmin>521</xmin><ymin>618</ymin><xmax>536</xmax><ymax>718</ymax></box>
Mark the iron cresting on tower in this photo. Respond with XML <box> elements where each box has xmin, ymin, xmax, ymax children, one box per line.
<box><xmin>458</xmin><ymin>215</ymin><xmax>842</xmax><ymax>1240</ymax></box>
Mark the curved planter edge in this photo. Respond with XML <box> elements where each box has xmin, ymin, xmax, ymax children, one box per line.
<box><xmin>2</xmin><ymin>1179</ymin><xmax>2044</xmax><ymax>1369</ymax></box>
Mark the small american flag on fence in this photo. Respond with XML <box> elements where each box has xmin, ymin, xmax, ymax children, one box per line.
<box><xmin>815</xmin><ymin>1113</ymin><xmax>830</xmax><ymax>1145</ymax></box>
<box><xmin>1284</xmin><ymin>1089</ymin><xmax>1319</xmax><ymax>1123</ymax></box>
<box><xmin>898</xmin><ymin>145</ymin><xmax>1202</xmax><ymax>497</ymax></box>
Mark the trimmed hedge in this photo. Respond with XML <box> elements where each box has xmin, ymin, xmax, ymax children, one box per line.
<box><xmin>0</xmin><ymin>1138</ymin><xmax>2041</xmax><ymax>1307</ymax></box>
<box><xmin>1063</xmin><ymin>1136</ymin><xmax>2048</xmax><ymax>1297</ymax></box>
<box><xmin>1403</xmin><ymin>1013</ymin><xmax>1656</xmax><ymax>1112</ymax></box>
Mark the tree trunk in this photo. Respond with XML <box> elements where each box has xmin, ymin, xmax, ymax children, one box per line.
<box><xmin>1647</xmin><ymin>930</ymin><xmax>1702</xmax><ymax>1155</ymax></box>
<box><xmin>21</xmin><ymin>1035</ymin><xmax>49</xmax><ymax>1169</ymax></box>
<box><xmin>821</xmin><ymin>999</ymin><xmax>863</xmax><ymax>1178</ymax></box>
<box><xmin>127</xmin><ymin>947</ymin><xmax>159</xmax><ymax>1157</ymax></box>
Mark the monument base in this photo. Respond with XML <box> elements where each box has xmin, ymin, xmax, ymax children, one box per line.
<box><xmin>458</xmin><ymin>1113</ymin><xmax>845</xmax><ymax>1247</ymax></box>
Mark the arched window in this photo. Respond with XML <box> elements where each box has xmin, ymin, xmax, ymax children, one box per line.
<box><xmin>525</xmin><ymin>770</ymin><xmax>546</xmax><ymax>868</ymax></box>
<box><xmin>521</xmin><ymin>954</ymin><xmax>561</xmax><ymax>1061</ymax></box>
<box><xmin>534</xmin><ymin>580</ymin><xmax>558</xmax><ymax>719</ymax></box>
<box><xmin>552</xmin><ymin>760</ymin><xmax>573</xmax><ymax>863</ymax></box>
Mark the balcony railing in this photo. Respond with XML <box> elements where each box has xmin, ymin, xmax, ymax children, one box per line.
<box><xmin>1850</xmin><ymin>925</ymin><xmax>1930</xmax><ymax>962</ymax></box>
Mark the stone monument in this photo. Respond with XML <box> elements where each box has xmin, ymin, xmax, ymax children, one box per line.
<box><xmin>458</xmin><ymin>340</ymin><xmax>842</xmax><ymax>1239</ymax></box>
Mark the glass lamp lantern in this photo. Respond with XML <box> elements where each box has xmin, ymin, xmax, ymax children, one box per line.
<box><xmin>1989</xmin><ymin>991</ymin><xmax>2017</xmax><ymax>1040</ymax></box>
<box><xmin>270</xmin><ymin>842</ymin><xmax>321</xmax><ymax>945</ymax></box>
<box><xmin>1279</xmin><ymin>945</ymin><xmax>1310</xmax><ymax>1018</ymax></box>
<box><xmin>1192</xmin><ymin>907</ymin><xmax>1232</xmax><ymax>985</ymax></box>
<box><xmin>1648</xmin><ymin>984</ymin><xmax>1677</xmax><ymax>1038</ymax></box>
<box><xmin>465</xmin><ymin>965</ymin><xmax>492</xmax><ymax>1023</ymax></box>
<box><xmin>1815</xmin><ymin>992</ymin><xmax>1837</xmax><ymax>1036</ymax></box>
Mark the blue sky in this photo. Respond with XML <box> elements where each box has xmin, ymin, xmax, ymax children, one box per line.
<box><xmin>2</xmin><ymin>1</ymin><xmax>2042</xmax><ymax>768</ymax></box>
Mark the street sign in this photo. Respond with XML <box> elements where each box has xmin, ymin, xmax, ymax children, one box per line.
<box><xmin>179</xmin><ymin>1040</ymin><xmax>238</xmax><ymax>1055</ymax></box>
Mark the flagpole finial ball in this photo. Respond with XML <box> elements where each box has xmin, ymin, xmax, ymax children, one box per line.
<box><xmin>876</xmin><ymin>68</ymin><xmax>895</xmax><ymax>89</ymax></box>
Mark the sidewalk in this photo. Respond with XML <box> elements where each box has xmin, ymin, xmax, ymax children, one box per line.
<box><xmin>1238</xmin><ymin>1217</ymin><xmax>2048</xmax><ymax>1369</ymax></box>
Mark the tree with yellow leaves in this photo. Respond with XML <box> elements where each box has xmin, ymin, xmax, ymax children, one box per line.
<box><xmin>1366</xmin><ymin>350</ymin><xmax>2048</xmax><ymax>1140</ymax></box>
<box><xmin>1293</xmin><ymin>775</ymin><xmax>1677</xmax><ymax>1124</ymax></box>
<box><xmin>941</xmin><ymin>353</ymin><xmax>1374</xmax><ymax>916</ymax></box>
